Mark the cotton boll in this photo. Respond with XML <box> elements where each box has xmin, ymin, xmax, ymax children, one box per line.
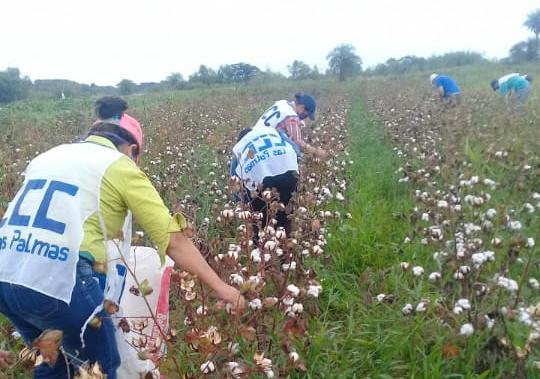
<box><xmin>196</xmin><ymin>306</ymin><xmax>208</xmax><ymax>316</ymax></box>
<box><xmin>437</xmin><ymin>200</ymin><xmax>449</xmax><ymax>209</ymax></box>
<box><xmin>402</xmin><ymin>303</ymin><xmax>413</xmax><ymax>315</ymax></box>
<box><xmin>275</xmin><ymin>228</ymin><xmax>287</xmax><ymax>240</ymax></box>
<box><xmin>249</xmin><ymin>298</ymin><xmax>262</xmax><ymax>310</ymax></box>
<box><xmin>460</xmin><ymin>323</ymin><xmax>474</xmax><ymax>336</ymax></box>
<box><xmin>250</xmin><ymin>248</ymin><xmax>262</xmax><ymax>263</ymax></box>
<box><xmin>508</xmin><ymin>220</ymin><xmax>522</xmax><ymax>231</ymax></box>
<box><xmin>200</xmin><ymin>361</ymin><xmax>215</xmax><ymax>374</ymax></box>
<box><xmin>415</xmin><ymin>301</ymin><xmax>428</xmax><ymax>313</ymax></box>
<box><xmin>287</xmin><ymin>284</ymin><xmax>300</xmax><ymax>297</ymax></box>
<box><xmin>497</xmin><ymin>276</ymin><xmax>519</xmax><ymax>292</ymax></box>
<box><xmin>230</xmin><ymin>273</ymin><xmax>244</xmax><ymax>285</ymax></box>
<box><xmin>282</xmin><ymin>262</ymin><xmax>296</xmax><ymax>271</ymax></box>
<box><xmin>264</xmin><ymin>240</ymin><xmax>277</xmax><ymax>251</ymax></box>
<box><xmin>291</xmin><ymin>303</ymin><xmax>304</xmax><ymax>314</ymax></box>
<box><xmin>485</xmin><ymin>208</ymin><xmax>497</xmax><ymax>219</ymax></box>
<box><xmin>528</xmin><ymin>278</ymin><xmax>540</xmax><ymax>290</ymax></box>
<box><xmin>491</xmin><ymin>237</ymin><xmax>503</xmax><ymax>247</ymax></box>
<box><xmin>289</xmin><ymin>352</ymin><xmax>300</xmax><ymax>362</ymax></box>
<box><xmin>307</xmin><ymin>285</ymin><xmax>322</xmax><ymax>298</ymax></box>
<box><xmin>456</xmin><ymin>298</ymin><xmax>471</xmax><ymax>310</ymax></box>
<box><xmin>428</xmin><ymin>272</ymin><xmax>441</xmax><ymax>282</ymax></box>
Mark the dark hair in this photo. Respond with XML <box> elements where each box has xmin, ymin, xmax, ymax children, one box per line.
<box><xmin>95</xmin><ymin>96</ymin><xmax>128</xmax><ymax>120</ymax></box>
<box><xmin>88</xmin><ymin>124</ymin><xmax>138</xmax><ymax>151</ymax></box>
<box><xmin>525</xmin><ymin>74</ymin><xmax>533</xmax><ymax>83</ymax></box>
<box><xmin>490</xmin><ymin>79</ymin><xmax>499</xmax><ymax>91</ymax></box>
<box><xmin>89</xmin><ymin>96</ymin><xmax>138</xmax><ymax>154</ymax></box>
<box><xmin>237</xmin><ymin>128</ymin><xmax>252</xmax><ymax>142</ymax></box>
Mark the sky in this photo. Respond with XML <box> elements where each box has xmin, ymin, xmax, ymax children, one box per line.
<box><xmin>1</xmin><ymin>0</ymin><xmax>538</xmax><ymax>86</ymax></box>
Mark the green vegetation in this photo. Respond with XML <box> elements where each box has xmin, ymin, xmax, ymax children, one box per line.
<box><xmin>302</xmin><ymin>64</ymin><xmax>540</xmax><ymax>378</ymax></box>
<box><xmin>303</xmin><ymin>99</ymin><xmax>417</xmax><ymax>378</ymax></box>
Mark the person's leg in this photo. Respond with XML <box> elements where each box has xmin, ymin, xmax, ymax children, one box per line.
<box><xmin>0</xmin><ymin>281</ymin><xmax>70</xmax><ymax>379</ymax></box>
<box><xmin>262</xmin><ymin>171</ymin><xmax>298</xmax><ymax>234</ymax></box>
<box><xmin>0</xmin><ymin>282</ymin><xmax>43</xmax><ymax>345</ymax></box>
<box><xmin>65</xmin><ymin>262</ymin><xmax>120</xmax><ymax>379</ymax></box>
<box><xmin>1</xmin><ymin>260</ymin><xmax>120</xmax><ymax>378</ymax></box>
<box><xmin>517</xmin><ymin>87</ymin><xmax>530</xmax><ymax>105</ymax></box>
<box><xmin>250</xmin><ymin>193</ymin><xmax>267</xmax><ymax>242</ymax></box>
<box><xmin>441</xmin><ymin>96</ymin><xmax>450</xmax><ymax>106</ymax></box>
<box><xmin>451</xmin><ymin>93</ymin><xmax>461</xmax><ymax>106</ymax></box>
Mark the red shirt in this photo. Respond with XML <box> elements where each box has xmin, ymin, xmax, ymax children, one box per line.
<box><xmin>276</xmin><ymin>115</ymin><xmax>303</xmax><ymax>145</ymax></box>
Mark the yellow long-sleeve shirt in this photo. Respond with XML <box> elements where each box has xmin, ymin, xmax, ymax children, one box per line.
<box><xmin>79</xmin><ymin>135</ymin><xmax>186</xmax><ymax>265</ymax></box>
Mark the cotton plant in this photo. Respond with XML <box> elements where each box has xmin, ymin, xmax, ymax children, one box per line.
<box><xmin>156</xmin><ymin>94</ymin><xmax>350</xmax><ymax>377</ymax></box>
<box><xmin>367</xmin><ymin>81</ymin><xmax>540</xmax><ymax>370</ymax></box>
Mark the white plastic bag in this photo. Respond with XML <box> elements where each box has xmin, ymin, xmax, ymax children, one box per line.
<box><xmin>109</xmin><ymin>245</ymin><xmax>174</xmax><ymax>379</ymax></box>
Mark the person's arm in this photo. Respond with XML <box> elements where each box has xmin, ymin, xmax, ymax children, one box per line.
<box><xmin>278</xmin><ymin>131</ymin><xmax>301</xmax><ymax>158</ymax></box>
<box><xmin>109</xmin><ymin>158</ymin><xmax>245</xmax><ymax>309</ymax></box>
<box><xmin>437</xmin><ymin>86</ymin><xmax>445</xmax><ymax>99</ymax></box>
<box><xmin>281</xmin><ymin>116</ymin><xmax>303</xmax><ymax>146</ymax></box>
<box><xmin>230</xmin><ymin>156</ymin><xmax>239</xmax><ymax>177</ymax></box>
<box><xmin>279</xmin><ymin>116</ymin><xmax>327</xmax><ymax>159</ymax></box>
<box><xmin>167</xmin><ymin>232</ymin><xmax>244</xmax><ymax>308</ymax></box>
<box><xmin>0</xmin><ymin>350</ymin><xmax>12</xmax><ymax>369</ymax></box>
<box><xmin>499</xmin><ymin>81</ymin><xmax>509</xmax><ymax>97</ymax></box>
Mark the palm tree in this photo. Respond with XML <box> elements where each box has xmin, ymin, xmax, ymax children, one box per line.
<box><xmin>326</xmin><ymin>44</ymin><xmax>362</xmax><ymax>81</ymax></box>
<box><xmin>524</xmin><ymin>9</ymin><xmax>540</xmax><ymax>60</ymax></box>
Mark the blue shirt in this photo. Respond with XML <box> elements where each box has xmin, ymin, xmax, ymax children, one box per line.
<box><xmin>434</xmin><ymin>76</ymin><xmax>461</xmax><ymax>97</ymax></box>
<box><xmin>500</xmin><ymin>76</ymin><xmax>529</xmax><ymax>96</ymax></box>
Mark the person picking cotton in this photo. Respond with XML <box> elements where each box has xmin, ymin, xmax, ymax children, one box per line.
<box><xmin>0</xmin><ymin>97</ymin><xmax>244</xmax><ymax>378</ymax></box>
<box><xmin>231</xmin><ymin>127</ymin><xmax>300</xmax><ymax>236</ymax></box>
<box><xmin>430</xmin><ymin>73</ymin><xmax>461</xmax><ymax>106</ymax></box>
<box><xmin>491</xmin><ymin>73</ymin><xmax>532</xmax><ymax>106</ymax></box>
<box><xmin>255</xmin><ymin>93</ymin><xmax>327</xmax><ymax>159</ymax></box>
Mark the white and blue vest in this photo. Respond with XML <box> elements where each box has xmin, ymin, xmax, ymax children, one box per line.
<box><xmin>0</xmin><ymin>142</ymin><xmax>124</xmax><ymax>304</ymax></box>
<box><xmin>254</xmin><ymin>100</ymin><xmax>298</xmax><ymax>130</ymax></box>
<box><xmin>232</xmin><ymin>127</ymin><xmax>298</xmax><ymax>190</ymax></box>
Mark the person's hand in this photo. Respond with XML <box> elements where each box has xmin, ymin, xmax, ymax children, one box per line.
<box><xmin>0</xmin><ymin>349</ymin><xmax>13</xmax><ymax>369</ymax></box>
<box><xmin>217</xmin><ymin>285</ymin><xmax>246</xmax><ymax>313</ymax></box>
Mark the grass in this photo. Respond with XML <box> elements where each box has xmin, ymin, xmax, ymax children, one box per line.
<box><xmin>301</xmin><ymin>86</ymin><xmax>540</xmax><ymax>378</ymax></box>
<box><xmin>302</xmin><ymin>97</ymin><xmax>418</xmax><ymax>378</ymax></box>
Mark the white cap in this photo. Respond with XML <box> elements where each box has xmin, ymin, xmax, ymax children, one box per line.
<box><xmin>430</xmin><ymin>73</ymin><xmax>438</xmax><ymax>83</ymax></box>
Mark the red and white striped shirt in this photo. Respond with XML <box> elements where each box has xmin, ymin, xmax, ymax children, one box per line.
<box><xmin>276</xmin><ymin>115</ymin><xmax>304</xmax><ymax>145</ymax></box>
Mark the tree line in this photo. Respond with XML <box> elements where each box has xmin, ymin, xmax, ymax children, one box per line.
<box><xmin>366</xmin><ymin>9</ymin><xmax>540</xmax><ymax>75</ymax></box>
<box><xmin>0</xmin><ymin>43</ymin><xmax>363</xmax><ymax>103</ymax></box>
<box><xmin>1</xmin><ymin>9</ymin><xmax>538</xmax><ymax>104</ymax></box>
